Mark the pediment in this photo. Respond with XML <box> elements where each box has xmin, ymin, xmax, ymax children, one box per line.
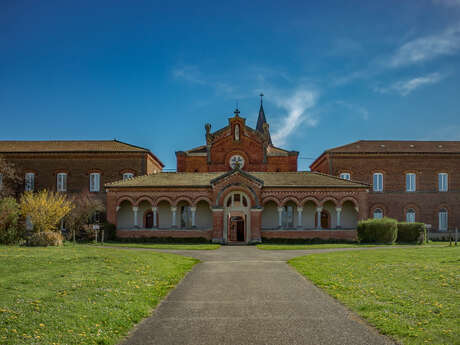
<box><xmin>210</xmin><ymin>168</ymin><xmax>264</xmax><ymax>189</ymax></box>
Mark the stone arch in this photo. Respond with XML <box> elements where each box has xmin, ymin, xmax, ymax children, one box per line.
<box><xmin>153</xmin><ymin>196</ymin><xmax>174</xmax><ymax>207</ymax></box>
<box><xmin>193</xmin><ymin>196</ymin><xmax>212</xmax><ymax>207</ymax></box>
<box><xmin>281</xmin><ymin>196</ymin><xmax>300</xmax><ymax>207</ymax></box>
<box><xmin>117</xmin><ymin>196</ymin><xmax>135</xmax><ymax>207</ymax></box>
<box><xmin>339</xmin><ymin>196</ymin><xmax>359</xmax><ymax>208</ymax></box>
<box><xmin>320</xmin><ymin>197</ymin><xmax>338</xmax><ymax>207</ymax></box>
<box><xmin>135</xmin><ymin>196</ymin><xmax>154</xmax><ymax>206</ymax></box>
<box><xmin>173</xmin><ymin>196</ymin><xmax>193</xmax><ymax>207</ymax></box>
<box><xmin>216</xmin><ymin>183</ymin><xmax>259</xmax><ymax>208</ymax></box>
<box><xmin>300</xmin><ymin>196</ymin><xmax>320</xmax><ymax>207</ymax></box>
<box><xmin>262</xmin><ymin>196</ymin><xmax>281</xmax><ymax>207</ymax></box>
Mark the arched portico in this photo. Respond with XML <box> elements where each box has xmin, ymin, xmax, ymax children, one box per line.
<box><xmin>223</xmin><ymin>191</ymin><xmax>251</xmax><ymax>243</ymax></box>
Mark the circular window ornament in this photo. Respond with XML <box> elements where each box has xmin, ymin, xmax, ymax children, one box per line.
<box><xmin>229</xmin><ymin>155</ymin><xmax>245</xmax><ymax>169</ymax></box>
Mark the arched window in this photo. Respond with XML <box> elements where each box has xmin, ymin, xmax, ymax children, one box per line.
<box><xmin>406</xmin><ymin>208</ymin><xmax>416</xmax><ymax>223</ymax></box>
<box><xmin>123</xmin><ymin>172</ymin><xmax>134</xmax><ymax>180</ymax></box>
<box><xmin>373</xmin><ymin>173</ymin><xmax>383</xmax><ymax>192</ymax></box>
<box><xmin>373</xmin><ymin>208</ymin><xmax>383</xmax><ymax>219</ymax></box>
<box><xmin>438</xmin><ymin>208</ymin><xmax>448</xmax><ymax>231</ymax></box>
<box><xmin>226</xmin><ymin>193</ymin><xmax>249</xmax><ymax>208</ymax></box>
<box><xmin>339</xmin><ymin>172</ymin><xmax>351</xmax><ymax>180</ymax></box>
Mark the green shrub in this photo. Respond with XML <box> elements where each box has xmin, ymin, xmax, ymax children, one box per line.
<box><xmin>0</xmin><ymin>197</ymin><xmax>23</xmax><ymax>245</ymax></box>
<box><xmin>397</xmin><ymin>222</ymin><xmax>426</xmax><ymax>244</ymax></box>
<box><xmin>26</xmin><ymin>231</ymin><xmax>63</xmax><ymax>247</ymax></box>
<box><xmin>357</xmin><ymin>217</ymin><xmax>398</xmax><ymax>244</ymax></box>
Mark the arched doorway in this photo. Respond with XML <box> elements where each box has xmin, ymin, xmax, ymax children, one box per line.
<box><xmin>144</xmin><ymin>211</ymin><xmax>153</xmax><ymax>228</ymax></box>
<box><xmin>224</xmin><ymin>191</ymin><xmax>251</xmax><ymax>243</ymax></box>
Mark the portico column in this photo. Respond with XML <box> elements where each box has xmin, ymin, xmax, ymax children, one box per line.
<box><xmin>132</xmin><ymin>206</ymin><xmax>139</xmax><ymax>228</ymax></box>
<box><xmin>297</xmin><ymin>207</ymin><xmax>303</xmax><ymax>228</ymax></box>
<box><xmin>277</xmin><ymin>207</ymin><xmax>284</xmax><ymax>228</ymax></box>
<box><xmin>116</xmin><ymin>206</ymin><xmax>120</xmax><ymax>212</ymax></box>
<box><xmin>316</xmin><ymin>207</ymin><xmax>323</xmax><ymax>229</ymax></box>
<box><xmin>190</xmin><ymin>207</ymin><xmax>197</xmax><ymax>228</ymax></box>
<box><xmin>171</xmin><ymin>207</ymin><xmax>177</xmax><ymax>228</ymax></box>
<box><xmin>152</xmin><ymin>207</ymin><xmax>158</xmax><ymax>228</ymax></box>
<box><xmin>336</xmin><ymin>207</ymin><xmax>342</xmax><ymax>229</ymax></box>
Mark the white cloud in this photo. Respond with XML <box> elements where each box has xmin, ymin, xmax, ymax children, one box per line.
<box><xmin>172</xmin><ymin>66</ymin><xmax>206</xmax><ymax>84</ymax></box>
<box><xmin>271</xmin><ymin>89</ymin><xmax>318</xmax><ymax>146</ymax></box>
<box><xmin>433</xmin><ymin>0</ymin><xmax>460</xmax><ymax>7</ymax></box>
<box><xmin>374</xmin><ymin>73</ymin><xmax>443</xmax><ymax>96</ymax></box>
<box><xmin>389</xmin><ymin>25</ymin><xmax>460</xmax><ymax>68</ymax></box>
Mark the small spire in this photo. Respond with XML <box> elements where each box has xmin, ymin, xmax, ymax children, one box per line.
<box><xmin>256</xmin><ymin>93</ymin><xmax>272</xmax><ymax>145</ymax></box>
<box><xmin>234</xmin><ymin>101</ymin><xmax>240</xmax><ymax>116</ymax></box>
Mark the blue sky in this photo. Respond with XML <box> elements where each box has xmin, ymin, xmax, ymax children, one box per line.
<box><xmin>1</xmin><ymin>1</ymin><xmax>460</xmax><ymax>170</ymax></box>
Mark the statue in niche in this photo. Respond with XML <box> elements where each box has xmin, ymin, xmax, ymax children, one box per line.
<box><xmin>235</xmin><ymin>124</ymin><xmax>240</xmax><ymax>141</ymax></box>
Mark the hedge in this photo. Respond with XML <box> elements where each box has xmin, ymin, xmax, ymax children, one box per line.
<box><xmin>397</xmin><ymin>222</ymin><xmax>426</xmax><ymax>244</ymax></box>
<box><xmin>357</xmin><ymin>218</ymin><xmax>398</xmax><ymax>244</ymax></box>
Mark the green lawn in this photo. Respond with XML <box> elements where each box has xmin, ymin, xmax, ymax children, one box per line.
<box><xmin>0</xmin><ymin>245</ymin><xmax>198</xmax><ymax>345</ymax></box>
<box><xmin>290</xmin><ymin>247</ymin><xmax>460</xmax><ymax>345</ymax></box>
<box><xmin>257</xmin><ymin>242</ymin><xmax>451</xmax><ymax>250</ymax></box>
<box><xmin>100</xmin><ymin>242</ymin><xmax>220</xmax><ymax>250</ymax></box>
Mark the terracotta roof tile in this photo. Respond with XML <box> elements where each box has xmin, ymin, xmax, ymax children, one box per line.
<box><xmin>326</xmin><ymin>140</ymin><xmax>460</xmax><ymax>153</ymax></box>
<box><xmin>0</xmin><ymin>140</ymin><xmax>150</xmax><ymax>153</ymax></box>
<box><xmin>106</xmin><ymin>171</ymin><xmax>369</xmax><ymax>188</ymax></box>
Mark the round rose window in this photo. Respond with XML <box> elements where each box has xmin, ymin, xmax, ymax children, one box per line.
<box><xmin>229</xmin><ymin>155</ymin><xmax>245</xmax><ymax>169</ymax></box>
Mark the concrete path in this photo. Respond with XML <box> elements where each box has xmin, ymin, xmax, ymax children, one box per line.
<box><xmin>120</xmin><ymin>246</ymin><xmax>395</xmax><ymax>345</ymax></box>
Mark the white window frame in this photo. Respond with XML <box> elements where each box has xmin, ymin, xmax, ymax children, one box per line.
<box><xmin>339</xmin><ymin>172</ymin><xmax>351</xmax><ymax>180</ymax></box>
<box><xmin>123</xmin><ymin>172</ymin><xmax>134</xmax><ymax>180</ymax></box>
<box><xmin>438</xmin><ymin>209</ymin><xmax>448</xmax><ymax>231</ymax></box>
<box><xmin>373</xmin><ymin>173</ymin><xmax>383</xmax><ymax>192</ymax></box>
<box><xmin>406</xmin><ymin>208</ymin><xmax>416</xmax><ymax>223</ymax></box>
<box><xmin>406</xmin><ymin>173</ymin><xmax>416</xmax><ymax>192</ymax></box>
<box><xmin>25</xmin><ymin>172</ymin><xmax>35</xmax><ymax>192</ymax></box>
<box><xmin>373</xmin><ymin>208</ymin><xmax>383</xmax><ymax>219</ymax></box>
<box><xmin>438</xmin><ymin>173</ymin><xmax>448</xmax><ymax>192</ymax></box>
<box><xmin>89</xmin><ymin>172</ymin><xmax>101</xmax><ymax>192</ymax></box>
<box><xmin>57</xmin><ymin>172</ymin><xmax>67</xmax><ymax>192</ymax></box>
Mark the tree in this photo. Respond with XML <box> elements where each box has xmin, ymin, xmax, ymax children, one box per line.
<box><xmin>19</xmin><ymin>190</ymin><xmax>74</xmax><ymax>233</ymax></box>
<box><xmin>0</xmin><ymin>197</ymin><xmax>23</xmax><ymax>244</ymax></box>
<box><xmin>0</xmin><ymin>156</ymin><xmax>22</xmax><ymax>198</ymax></box>
<box><xmin>66</xmin><ymin>192</ymin><xmax>105</xmax><ymax>242</ymax></box>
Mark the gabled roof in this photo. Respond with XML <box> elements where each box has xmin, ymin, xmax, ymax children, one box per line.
<box><xmin>0</xmin><ymin>139</ymin><xmax>149</xmax><ymax>153</ymax></box>
<box><xmin>106</xmin><ymin>171</ymin><xmax>369</xmax><ymax>188</ymax></box>
<box><xmin>325</xmin><ymin>140</ymin><xmax>460</xmax><ymax>154</ymax></box>
<box><xmin>0</xmin><ymin>139</ymin><xmax>165</xmax><ymax>167</ymax></box>
<box><xmin>210</xmin><ymin>168</ymin><xmax>264</xmax><ymax>186</ymax></box>
<box><xmin>310</xmin><ymin>140</ymin><xmax>460</xmax><ymax>170</ymax></box>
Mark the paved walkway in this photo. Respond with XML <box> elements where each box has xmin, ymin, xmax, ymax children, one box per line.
<box><xmin>120</xmin><ymin>246</ymin><xmax>395</xmax><ymax>345</ymax></box>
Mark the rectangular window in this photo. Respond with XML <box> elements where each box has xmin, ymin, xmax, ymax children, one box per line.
<box><xmin>89</xmin><ymin>173</ymin><xmax>100</xmax><ymax>192</ymax></box>
<box><xmin>0</xmin><ymin>173</ymin><xmax>2</xmax><ymax>190</ymax></box>
<box><xmin>438</xmin><ymin>173</ymin><xmax>448</xmax><ymax>192</ymax></box>
<box><xmin>57</xmin><ymin>173</ymin><xmax>67</xmax><ymax>192</ymax></box>
<box><xmin>340</xmin><ymin>173</ymin><xmax>351</xmax><ymax>180</ymax></box>
<box><xmin>439</xmin><ymin>210</ymin><xmax>448</xmax><ymax>231</ymax></box>
<box><xmin>373</xmin><ymin>173</ymin><xmax>383</xmax><ymax>192</ymax></box>
<box><xmin>25</xmin><ymin>172</ymin><xmax>35</xmax><ymax>191</ymax></box>
<box><xmin>406</xmin><ymin>173</ymin><xmax>416</xmax><ymax>192</ymax></box>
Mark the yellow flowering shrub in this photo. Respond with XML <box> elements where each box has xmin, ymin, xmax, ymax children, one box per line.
<box><xmin>20</xmin><ymin>190</ymin><xmax>73</xmax><ymax>233</ymax></box>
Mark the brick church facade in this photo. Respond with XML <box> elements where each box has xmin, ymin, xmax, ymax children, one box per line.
<box><xmin>106</xmin><ymin>102</ymin><xmax>368</xmax><ymax>243</ymax></box>
<box><xmin>2</xmin><ymin>99</ymin><xmax>459</xmax><ymax>243</ymax></box>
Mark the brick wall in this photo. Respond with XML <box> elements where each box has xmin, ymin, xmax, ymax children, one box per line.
<box><xmin>311</xmin><ymin>153</ymin><xmax>460</xmax><ymax>230</ymax></box>
<box><xmin>3</xmin><ymin>152</ymin><xmax>151</xmax><ymax>200</ymax></box>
